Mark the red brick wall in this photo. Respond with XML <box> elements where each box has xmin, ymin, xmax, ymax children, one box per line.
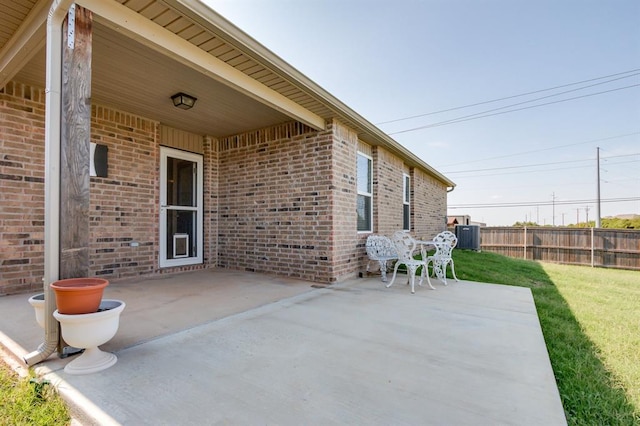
<box><xmin>203</xmin><ymin>135</ymin><xmax>219</xmax><ymax>267</ymax></box>
<box><xmin>0</xmin><ymin>82</ymin><xmax>46</xmax><ymax>294</ymax></box>
<box><xmin>89</xmin><ymin>105</ymin><xmax>159</xmax><ymax>279</ymax></box>
<box><xmin>372</xmin><ymin>145</ymin><xmax>447</xmax><ymax>239</ymax></box>
<box><xmin>328</xmin><ymin>120</ymin><xmax>359</xmax><ymax>281</ymax></box>
<box><xmin>1</xmin><ymin>81</ymin><xmax>216</xmax><ymax>295</ymax></box>
<box><xmin>217</xmin><ymin>121</ymin><xmax>337</xmax><ymax>282</ymax></box>
<box><xmin>1</xmin><ymin>80</ymin><xmax>449</xmax><ymax>293</ymax></box>
<box><xmin>412</xmin><ymin>168</ymin><xmax>448</xmax><ymax>239</ymax></box>
<box><xmin>373</xmin><ymin>147</ymin><xmax>407</xmax><ymax>234</ymax></box>
<box><xmin>89</xmin><ymin>108</ymin><xmax>220</xmax><ymax>279</ymax></box>
<box><xmin>282</xmin><ymin>126</ymin><xmax>449</xmax><ymax>280</ymax></box>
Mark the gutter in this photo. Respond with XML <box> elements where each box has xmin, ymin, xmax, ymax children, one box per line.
<box><xmin>24</xmin><ymin>0</ymin><xmax>74</xmax><ymax>367</ymax></box>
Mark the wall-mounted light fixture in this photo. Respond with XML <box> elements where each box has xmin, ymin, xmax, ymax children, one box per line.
<box><xmin>171</xmin><ymin>92</ymin><xmax>197</xmax><ymax>110</ymax></box>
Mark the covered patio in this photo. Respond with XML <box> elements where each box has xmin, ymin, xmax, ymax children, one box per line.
<box><xmin>0</xmin><ymin>271</ymin><xmax>567</xmax><ymax>425</ymax></box>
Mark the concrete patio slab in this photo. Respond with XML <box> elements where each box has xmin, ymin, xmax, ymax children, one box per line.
<box><xmin>0</xmin><ymin>270</ymin><xmax>567</xmax><ymax>425</ymax></box>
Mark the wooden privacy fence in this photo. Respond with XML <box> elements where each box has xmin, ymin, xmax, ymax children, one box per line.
<box><xmin>479</xmin><ymin>227</ymin><xmax>640</xmax><ymax>270</ymax></box>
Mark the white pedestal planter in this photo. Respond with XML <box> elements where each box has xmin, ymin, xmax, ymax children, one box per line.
<box><xmin>53</xmin><ymin>299</ymin><xmax>125</xmax><ymax>375</ymax></box>
<box><xmin>28</xmin><ymin>293</ymin><xmax>46</xmax><ymax>329</ymax></box>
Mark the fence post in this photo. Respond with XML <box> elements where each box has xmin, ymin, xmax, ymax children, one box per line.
<box><xmin>591</xmin><ymin>227</ymin><xmax>595</xmax><ymax>267</ymax></box>
<box><xmin>523</xmin><ymin>226</ymin><xmax>527</xmax><ymax>260</ymax></box>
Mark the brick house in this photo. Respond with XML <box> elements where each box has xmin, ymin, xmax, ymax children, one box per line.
<box><xmin>0</xmin><ymin>0</ymin><xmax>455</xmax><ymax>296</ymax></box>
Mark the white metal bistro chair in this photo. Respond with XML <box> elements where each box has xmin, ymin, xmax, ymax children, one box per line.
<box><xmin>387</xmin><ymin>231</ymin><xmax>434</xmax><ymax>293</ymax></box>
<box><xmin>365</xmin><ymin>235</ymin><xmax>398</xmax><ymax>282</ymax></box>
<box><xmin>426</xmin><ymin>231</ymin><xmax>459</xmax><ymax>285</ymax></box>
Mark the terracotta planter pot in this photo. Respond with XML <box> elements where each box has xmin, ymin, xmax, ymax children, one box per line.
<box><xmin>50</xmin><ymin>278</ymin><xmax>109</xmax><ymax>315</ymax></box>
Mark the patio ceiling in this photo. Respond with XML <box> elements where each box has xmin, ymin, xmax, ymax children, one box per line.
<box><xmin>13</xmin><ymin>22</ymin><xmax>293</xmax><ymax>137</ymax></box>
<box><xmin>2</xmin><ymin>0</ymin><xmax>320</xmax><ymax>137</ymax></box>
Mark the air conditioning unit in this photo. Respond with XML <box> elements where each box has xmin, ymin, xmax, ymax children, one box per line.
<box><xmin>455</xmin><ymin>225</ymin><xmax>481</xmax><ymax>251</ymax></box>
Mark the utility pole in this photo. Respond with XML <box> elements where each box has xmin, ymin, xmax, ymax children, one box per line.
<box><xmin>561</xmin><ymin>212</ymin><xmax>565</xmax><ymax>226</ymax></box>
<box><xmin>585</xmin><ymin>205</ymin><xmax>590</xmax><ymax>225</ymax></box>
<box><xmin>596</xmin><ymin>147</ymin><xmax>601</xmax><ymax>228</ymax></box>
<box><xmin>536</xmin><ymin>206</ymin><xmax>539</xmax><ymax>225</ymax></box>
<box><xmin>551</xmin><ymin>192</ymin><xmax>556</xmax><ymax>226</ymax></box>
<box><xmin>576</xmin><ymin>208</ymin><xmax>580</xmax><ymax>225</ymax></box>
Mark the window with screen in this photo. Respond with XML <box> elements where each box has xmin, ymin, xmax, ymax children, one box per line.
<box><xmin>357</xmin><ymin>153</ymin><xmax>373</xmax><ymax>232</ymax></box>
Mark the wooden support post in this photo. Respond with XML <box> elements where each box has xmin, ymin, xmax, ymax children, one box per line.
<box><xmin>60</xmin><ymin>5</ymin><xmax>92</xmax><ymax>279</ymax></box>
<box><xmin>591</xmin><ymin>227</ymin><xmax>595</xmax><ymax>268</ymax></box>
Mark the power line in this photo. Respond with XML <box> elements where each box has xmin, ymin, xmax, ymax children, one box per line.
<box><xmin>376</xmin><ymin>68</ymin><xmax>640</xmax><ymax>125</ymax></box>
<box><xmin>416</xmin><ymin>75</ymin><xmax>640</xmax><ymax>129</ymax></box>
<box><xmin>604</xmin><ymin>177</ymin><xmax>640</xmax><ymax>184</ymax></box>
<box><xmin>455</xmin><ymin>180</ymin><xmax>594</xmax><ymax>192</ymax></box>
<box><xmin>602</xmin><ymin>152</ymin><xmax>640</xmax><ymax>160</ymax></box>
<box><xmin>388</xmin><ymin>83</ymin><xmax>640</xmax><ymax>135</ymax></box>
<box><xmin>449</xmin><ymin>196</ymin><xmax>640</xmax><ymax>209</ymax></box>
<box><xmin>444</xmin><ymin>152</ymin><xmax>640</xmax><ymax>174</ymax></box>
<box><xmin>602</xmin><ymin>159</ymin><xmax>640</xmax><ymax>167</ymax></box>
<box><xmin>451</xmin><ymin>158</ymin><xmax>639</xmax><ymax>179</ymax></box>
<box><xmin>438</xmin><ymin>132</ymin><xmax>640</xmax><ymax>168</ymax></box>
<box><xmin>444</xmin><ymin>158</ymin><xmax>591</xmax><ymax>174</ymax></box>
<box><xmin>451</xmin><ymin>163</ymin><xmax>594</xmax><ymax>179</ymax></box>
<box><xmin>444</xmin><ymin>154</ymin><xmax>639</xmax><ymax>187</ymax></box>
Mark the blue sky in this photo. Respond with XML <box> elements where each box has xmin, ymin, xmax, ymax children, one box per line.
<box><xmin>206</xmin><ymin>0</ymin><xmax>640</xmax><ymax>226</ymax></box>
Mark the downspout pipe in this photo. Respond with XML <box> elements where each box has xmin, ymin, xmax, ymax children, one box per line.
<box><xmin>24</xmin><ymin>0</ymin><xmax>74</xmax><ymax>366</ymax></box>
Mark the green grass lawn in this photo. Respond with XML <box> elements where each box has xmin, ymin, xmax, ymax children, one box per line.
<box><xmin>450</xmin><ymin>249</ymin><xmax>640</xmax><ymax>425</ymax></box>
<box><xmin>0</xmin><ymin>361</ymin><xmax>70</xmax><ymax>425</ymax></box>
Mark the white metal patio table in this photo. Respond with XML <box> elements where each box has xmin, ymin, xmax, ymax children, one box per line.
<box><xmin>415</xmin><ymin>239</ymin><xmax>441</xmax><ymax>285</ymax></box>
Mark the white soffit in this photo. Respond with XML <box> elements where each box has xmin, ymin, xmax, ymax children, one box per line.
<box><xmin>0</xmin><ymin>0</ymin><xmax>48</xmax><ymax>87</ymax></box>
<box><xmin>78</xmin><ymin>0</ymin><xmax>325</xmax><ymax>131</ymax></box>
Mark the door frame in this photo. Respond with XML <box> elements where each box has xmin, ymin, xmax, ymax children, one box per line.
<box><xmin>159</xmin><ymin>146</ymin><xmax>204</xmax><ymax>268</ymax></box>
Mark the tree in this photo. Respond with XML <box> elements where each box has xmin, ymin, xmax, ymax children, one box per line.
<box><xmin>512</xmin><ymin>221</ymin><xmax>539</xmax><ymax>227</ymax></box>
<box><xmin>567</xmin><ymin>217</ymin><xmax>639</xmax><ymax>229</ymax></box>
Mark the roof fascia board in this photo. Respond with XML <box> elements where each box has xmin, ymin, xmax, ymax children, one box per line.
<box><xmin>172</xmin><ymin>0</ymin><xmax>454</xmax><ymax>188</ymax></box>
<box><xmin>0</xmin><ymin>0</ymin><xmax>49</xmax><ymax>88</ymax></box>
<box><xmin>77</xmin><ymin>0</ymin><xmax>325</xmax><ymax>131</ymax></box>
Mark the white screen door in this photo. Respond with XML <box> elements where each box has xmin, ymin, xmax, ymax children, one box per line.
<box><xmin>159</xmin><ymin>147</ymin><xmax>203</xmax><ymax>268</ymax></box>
